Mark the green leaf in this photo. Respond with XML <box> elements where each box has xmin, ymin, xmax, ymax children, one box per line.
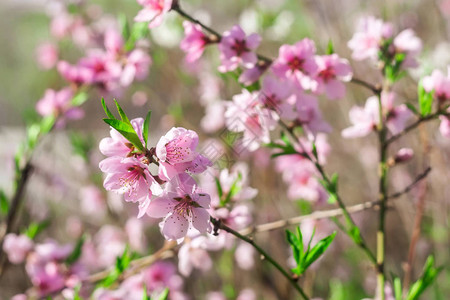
<box><xmin>66</xmin><ymin>235</ymin><xmax>86</xmax><ymax>265</ymax></box>
<box><xmin>348</xmin><ymin>226</ymin><xmax>363</xmax><ymax>245</ymax></box>
<box><xmin>0</xmin><ymin>189</ymin><xmax>9</xmax><ymax>216</ymax></box>
<box><xmin>215</xmin><ymin>177</ymin><xmax>223</xmax><ymax>199</ymax></box>
<box><xmin>71</xmin><ymin>92</ymin><xmax>88</xmax><ymax>107</ymax></box>
<box><xmin>143</xmin><ymin>111</ymin><xmax>151</xmax><ymax>148</ymax></box>
<box><xmin>327</xmin><ymin>39</ymin><xmax>334</xmax><ymax>55</ymax></box>
<box><xmin>23</xmin><ymin>220</ymin><xmax>50</xmax><ymax>239</ymax></box>
<box><xmin>40</xmin><ymin>116</ymin><xmax>55</xmax><ymax>135</ymax></box>
<box><xmin>103</xmin><ymin>119</ymin><xmax>145</xmax><ymax>152</ymax></box>
<box><xmin>418</xmin><ymin>81</ymin><xmax>434</xmax><ymax>116</ymax></box>
<box><xmin>286</xmin><ymin>228</ymin><xmax>303</xmax><ymax>275</ymax></box>
<box><xmin>114</xmin><ymin>99</ymin><xmax>131</xmax><ymax>124</ymax></box>
<box><xmin>101</xmin><ymin>98</ymin><xmax>116</xmax><ymax>119</ymax></box>
<box><xmin>221</xmin><ymin>173</ymin><xmax>242</xmax><ymax>206</ymax></box>
<box><xmin>156</xmin><ymin>288</ymin><xmax>169</xmax><ymax>300</ymax></box>
<box><xmin>27</xmin><ymin>123</ymin><xmax>41</xmax><ymax>150</ymax></box>
<box><xmin>101</xmin><ymin>245</ymin><xmax>135</xmax><ymax>287</ymax></box>
<box><xmin>407</xmin><ymin>255</ymin><xmax>443</xmax><ymax>300</ymax></box>
<box><xmin>142</xmin><ymin>285</ymin><xmax>151</xmax><ymax>300</ymax></box>
<box><xmin>118</xmin><ymin>14</ymin><xmax>130</xmax><ymax>42</ymax></box>
<box><xmin>303</xmin><ymin>231</ymin><xmax>336</xmax><ymax>270</ymax></box>
<box><xmin>393</xmin><ymin>276</ymin><xmax>403</xmax><ymax>300</ymax></box>
<box><xmin>406</xmin><ymin>103</ymin><xmax>420</xmax><ymax>116</ymax></box>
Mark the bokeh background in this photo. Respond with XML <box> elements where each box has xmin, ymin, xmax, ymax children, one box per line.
<box><xmin>0</xmin><ymin>0</ymin><xmax>449</xmax><ymax>299</ymax></box>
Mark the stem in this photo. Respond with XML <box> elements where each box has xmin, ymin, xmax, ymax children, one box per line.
<box><xmin>279</xmin><ymin>121</ymin><xmax>377</xmax><ymax>264</ymax></box>
<box><xmin>376</xmin><ymin>93</ymin><xmax>388</xmax><ymax>300</ymax></box>
<box><xmin>350</xmin><ymin>78</ymin><xmax>382</xmax><ymax>94</ymax></box>
<box><xmin>211</xmin><ymin>218</ymin><xmax>310</xmax><ymax>300</ymax></box>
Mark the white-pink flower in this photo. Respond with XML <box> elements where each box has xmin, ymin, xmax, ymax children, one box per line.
<box><xmin>178</xmin><ymin>236</ymin><xmax>212</xmax><ymax>276</ymax></box>
<box><xmin>99</xmin><ymin>157</ymin><xmax>162</xmax><ymax>217</ymax></box>
<box><xmin>156</xmin><ymin>127</ymin><xmax>211</xmax><ymax>181</ymax></box>
<box><xmin>294</xmin><ymin>92</ymin><xmax>332</xmax><ymax>135</ymax></box>
<box><xmin>180</xmin><ymin>21</ymin><xmax>208</xmax><ymax>63</ymax></box>
<box><xmin>271</xmin><ymin>39</ymin><xmax>318</xmax><ymax>90</ymax></box>
<box><xmin>341</xmin><ymin>96</ymin><xmax>380</xmax><ymax>138</ymax></box>
<box><xmin>134</xmin><ymin>0</ymin><xmax>173</xmax><ymax>29</ymax></box>
<box><xmin>259</xmin><ymin>76</ymin><xmax>297</xmax><ymax>120</ymax></box>
<box><xmin>348</xmin><ymin>16</ymin><xmax>393</xmax><ymax>61</ymax></box>
<box><xmin>314</xmin><ymin>54</ymin><xmax>353</xmax><ymax>99</ymax></box>
<box><xmin>224</xmin><ymin>89</ymin><xmax>278</xmax><ymax>151</ymax></box>
<box><xmin>121</xmin><ymin>49</ymin><xmax>152</xmax><ymax>87</ymax></box>
<box><xmin>393</xmin><ymin>29</ymin><xmax>422</xmax><ymax>69</ymax></box>
<box><xmin>3</xmin><ymin>234</ymin><xmax>34</xmax><ymax>264</ymax></box>
<box><xmin>218</xmin><ymin>25</ymin><xmax>261</xmax><ymax>73</ymax></box>
<box><xmin>36</xmin><ymin>88</ymin><xmax>84</xmax><ymax>122</ymax></box>
<box><xmin>35</xmin><ymin>42</ymin><xmax>58</xmax><ymax>70</ymax></box>
<box><xmin>422</xmin><ymin>67</ymin><xmax>450</xmax><ymax>103</ymax></box>
<box><xmin>146</xmin><ymin>174</ymin><xmax>211</xmax><ymax>241</ymax></box>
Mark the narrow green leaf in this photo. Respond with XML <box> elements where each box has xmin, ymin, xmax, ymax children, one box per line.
<box><xmin>306</xmin><ymin>227</ymin><xmax>316</xmax><ymax>254</ymax></box>
<box><xmin>23</xmin><ymin>220</ymin><xmax>50</xmax><ymax>239</ymax></box>
<box><xmin>114</xmin><ymin>99</ymin><xmax>131</xmax><ymax>124</ymax></box>
<box><xmin>66</xmin><ymin>235</ymin><xmax>86</xmax><ymax>265</ymax></box>
<box><xmin>103</xmin><ymin>119</ymin><xmax>144</xmax><ymax>152</ymax></box>
<box><xmin>327</xmin><ymin>39</ymin><xmax>334</xmax><ymax>55</ymax></box>
<box><xmin>407</xmin><ymin>255</ymin><xmax>443</xmax><ymax>300</ymax></box>
<box><xmin>418</xmin><ymin>81</ymin><xmax>434</xmax><ymax>116</ymax></box>
<box><xmin>156</xmin><ymin>288</ymin><xmax>169</xmax><ymax>300</ymax></box>
<box><xmin>101</xmin><ymin>98</ymin><xmax>116</xmax><ymax>119</ymax></box>
<box><xmin>40</xmin><ymin>116</ymin><xmax>55</xmax><ymax>135</ymax></box>
<box><xmin>71</xmin><ymin>92</ymin><xmax>88</xmax><ymax>107</ymax></box>
<box><xmin>0</xmin><ymin>189</ymin><xmax>9</xmax><ymax>216</ymax></box>
<box><xmin>406</xmin><ymin>103</ymin><xmax>420</xmax><ymax>116</ymax></box>
<box><xmin>214</xmin><ymin>177</ymin><xmax>223</xmax><ymax>199</ymax></box>
<box><xmin>118</xmin><ymin>14</ymin><xmax>130</xmax><ymax>42</ymax></box>
<box><xmin>143</xmin><ymin>111</ymin><xmax>151</xmax><ymax>148</ymax></box>
<box><xmin>393</xmin><ymin>276</ymin><xmax>402</xmax><ymax>300</ymax></box>
<box><xmin>303</xmin><ymin>231</ymin><xmax>336</xmax><ymax>270</ymax></box>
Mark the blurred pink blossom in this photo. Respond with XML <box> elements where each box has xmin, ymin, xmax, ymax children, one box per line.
<box><xmin>35</xmin><ymin>42</ymin><xmax>58</xmax><ymax>70</ymax></box>
<box><xmin>36</xmin><ymin>88</ymin><xmax>84</xmax><ymax>123</ymax></box>
<box><xmin>422</xmin><ymin>67</ymin><xmax>450</xmax><ymax>103</ymax></box>
<box><xmin>178</xmin><ymin>236</ymin><xmax>213</xmax><ymax>276</ymax></box>
<box><xmin>134</xmin><ymin>0</ymin><xmax>173</xmax><ymax>28</ymax></box>
<box><xmin>3</xmin><ymin>233</ymin><xmax>34</xmax><ymax>264</ymax></box>
<box><xmin>218</xmin><ymin>25</ymin><xmax>261</xmax><ymax>72</ymax></box>
<box><xmin>392</xmin><ymin>29</ymin><xmax>422</xmax><ymax>69</ymax></box>
<box><xmin>348</xmin><ymin>16</ymin><xmax>393</xmax><ymax>61</ymax></box>
<box><xmin>180</xmin><ymin>21</ymin><xmax>208</xmax><ymax>63</ymax></box>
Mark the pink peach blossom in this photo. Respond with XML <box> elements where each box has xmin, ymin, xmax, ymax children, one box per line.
<box><xmin>271</xmin><ymin>39</ymin><xmax>318</xmax><ymax>90</ymax></box>
<box><xmin>36</xmin><ymin>88</ymin><xmax>84</xmax><ymax>122</ymax></box>
<box><xmin>422</xmin><ymin>67</ymin><xmax>450</xmax><ymax>103</ymax></box>
<box><xmin>99</xmin><ymin>157</ymin><xmax>162</xmax><ymax>217</ymax></box>
<box><xmin>393</xmin><ymin>29</ymin><xmax>422</xmax><ymax>69</ymax></box>
<box><xmin>156</xmin><ymin>127</ymin><xmax>211</xmax><ymax>181</ymax></box>
<box><xmin>178</xmin><ymin>236</ymin><xmax>213</xmax><ymax>276</ymax></box>
<box><xmin>218</xmin><ymin>25</ymin><xmax>261</xmax><ymax>72</ymax></box>
<box><xmin>3</xmin><ymin>233</ymin><xmax>34</xmax><ymax>264</ymax></box>
<box><xmin>314</xmin><ymin>54</ymin><xmax>353</xmax><ymax>99</ymax></box>
<box><xmin>146</xmin><ymin>174</ymin><xmax>211</xmax><ymax>241</ymax></box>
<box><xmin>180</xmin><ymin>21</ymin><xmax>208</xmax><ymax>63</ymax></box>
<box><xmin>35</xmin><ymin>42</ymin><xmax>58</xmax><ymax>70</ymax></box>
<box><xmin>134</xmin><ymin>0</ymin><xmax>173</xmax><ymax>29</ymax></box>
<box><xmin>348</xmin><ymin>16</ymin><xmax>393</xmax><ymax>61</ymax></box>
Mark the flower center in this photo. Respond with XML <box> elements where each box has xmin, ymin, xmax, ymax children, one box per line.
<box><xmin>165</xmin><ymin>139</ymin><xmax>194</xmax><ymax>163</ymax></box>
<box><xmin>318</xmin><ymin>67</ymin><xmax>335</xmax><ymax>81</ymax></box>
<box><xmin>288</xmin><ymin>57</ymin><xmax>304</xmax><ymax>71</ymax></box>
<box><xmin>173</xmin><ymin>194</ymin><xmax>201</xmax><ymax>217</ymax></box>
<box><xmin>232</xmin><ymin>39</ymin><xmax>249</xmax><ymax>56</ymax></box>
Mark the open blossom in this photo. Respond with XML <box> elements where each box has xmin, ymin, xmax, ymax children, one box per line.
<box><xmin>314</xmin><ymin>54</ymin><xmax>353</xmax><ymax>99</ymax></box>
<box><xmin>35</xmin><ymin>42</ymin><xmax>58</xmax><ymax>70</ymax></box>
<box><xmin>238</xmin><ymin>63</ymin><xmax>269</xmax><ymax>86</ymax></box>
<box><xmin>156</xmin><ymin>127</ymin><xmax>211</xmax><ymax>181</ymax></box>
<box><xmin>134</xmin><ymin>0</ymin><xmax>173</xmax><ymax>29</ymax></box>
<box><xmin>218</xmin><ymin>25</ymin><xmax>261</xmax><ymax>72</ymax></box>
<box><xmin>271</xmin><ymin>38</ymin><xmax>318</xmax><ymax>90</ymax></box>
<box><xmin>3</xmin><ymin>234</ymin><xmax>34</xmax><ymax>264</ymax></box>
<box><xmin>99</xmin><ymin>117</ymin><xmax>145</xmax><ymax>158</ymax></box>
<box><xmin>178</xmin><ymin>236</ymin><xmax>213</xmax><ymax>276</ymax></box>
<box><xmin>382</xmin><ymin>92</ymin><xmax>413</xmax><ymax>135</ymax></box>
<box><xmin>422</xmin><ymin>67</ymin><xmax>450</xmax><ymax>103</ymax></box>
<box><xmin>57</xmin><ymin>60</ymin><xmax>95</xmax><ymax>86</ymax></box>
<box><xmin>348</xmin><ymin>16</ymin><xmax>393</xmax><ymax>61</ymax></box>
<box><xmin>36</xmin><ymin>88</ymin><xmax>84</xmax><ymax>121</ymax></box>
<box><xmin>342</xmin><ymin>93</ymin><xmax>412</xmax><ymax>138</ymax></box>
<box><xmin>26</xmin><ymin>240</ymin><xmax>86</xmax><ymax>297</ymax></box>
<box><xmin>181</xmin><ymin>21</ymin><xmax>208</xmax><ymax>63</ymax></box>
<box><xmin>121</xmin><ymin>49</ymin><xmax>152</xmax><ymax>87</ymax></box>
<box><xmin>146</xmin><ymin>174</ymin><xmax>211</xmax><ymax>241</ymax></box>
<box><xmin>224</xmin><ymin>89</ymin><xmax>278</xmax><ymax>151</ymax></box>
<box><xmin>259</xmin><ymin>76</ymin><xmax>297</xmax><ymax>120</ymax></box>
<box><xmin>342</xmin><ymin>96</ymin><xmax>380</xmax><ymax>138</ymax></box>
<box><xmin>295</xmin><ymin>92</ymin><xmax>332</xmax><ymax>135</ymax></box>
<box><xmin>392</xmin><ymin>29</ymin><xmax>422</xmax><ymax>69</ymax></box>
<box><xmin>99</xmin><ymin>157</ymin><xmax>162</xmax><ymax>217</ymax></box>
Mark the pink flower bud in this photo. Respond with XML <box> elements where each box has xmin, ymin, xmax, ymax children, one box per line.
<box><xmin>394</xmin><ymin>148</ymin><xmax>414</xmax><ymax>163</ymax></box>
